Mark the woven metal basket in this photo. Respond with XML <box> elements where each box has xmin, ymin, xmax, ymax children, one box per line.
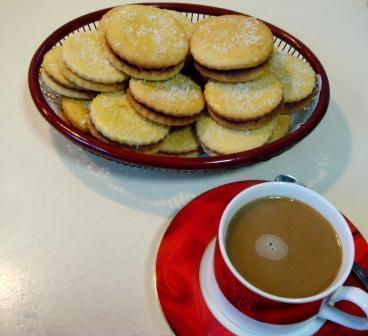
<box><xmin>28</xmin><ymin>3</ymin><xmax>329</xmax><ymax>170</ymax></box>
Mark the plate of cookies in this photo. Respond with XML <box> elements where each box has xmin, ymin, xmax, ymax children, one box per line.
<box><xmin>28</xmin><ymin>3</ymin><xmax>330</xmax><ymax>170</ymax></box>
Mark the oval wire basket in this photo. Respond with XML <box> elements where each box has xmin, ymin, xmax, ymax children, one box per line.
<box><xmin>28</xmin><ymin>2</ymin><xmax>330</xmax><ymax>171</ymax></box>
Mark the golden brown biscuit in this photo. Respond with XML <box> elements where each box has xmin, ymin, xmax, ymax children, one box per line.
<box><xmin>129</xmin><ymin>74</ymin><xmax>204</xmax><ymax>117</ymax></box>
<box><xmin>190</xmin><ymin>15</ymin><xmax>273</xmax><ymax>71</ymax></box>
<box><xmin>207</xmin><ymin>104</ymin><xmax>281</xmax><ymax>130</ymax></box>
<box><xmin>269</xmin><ymin>49</ymin><xmax>315</xmax><ymax>103</ymax></box>
<box><xmin>60</xmin><ymin>98</ymin><xmax>90</xmax><ymax>132</ymax></box>
<box><xmin>90</xmin><ymin>91</ymin><xmax>169</xmax><ymax>147</ymax></box>
<box><xmin>40</xmin><ymin>68</ymin><xmax>95</xmax><ymax>99</ymax></box>
<box><xmin>204</xmin><ymin>73</ymin><xmax>283</xmax><ymax>127</ymax></box>
<box><xmin>196</xmin><ymin>114</ymin><xmax>275</xmax><ymax>155</ymax></box>
<box><xmin>159</xmin><ymin>126</ymin><xmax>200</xmax><ymax>156</ymax></box>
<box><xmin>194</xmin><ymin>60</ymin><xmax>269</xmax><ymax>83</ymax></box>
<box><xmin>127</xmin><ymin>90</ymin><xmax>198</xmax><ymax>127</ymax></box>
<box><xmin>62</xmin><ymin>31</ymin><xmax>128</xmax><ymax>84</ymax></box>
<box><xmin>42</xmin><ymin>46</ymin><xmax>81</xmax><ymax>89</ymax></box>
<box><xmin>105</xmin><ymin>5</ymin><xmax>188</xmax><ymax>69</ymax></box>
<box><xmin>86</xmin><ymin>117</ymin><xmax>164</xmax><ymax>153</ymax></box>
<box><xmin>104</xmin><ymin>41</ymin><xmax>184</xmax><ymax>81</ymax></box>
<box><xmin>60</xmin><ymin>62</ymin><xmax>126</xmax><ymax>93</ymax></box>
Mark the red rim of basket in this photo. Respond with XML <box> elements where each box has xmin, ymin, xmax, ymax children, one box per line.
<box><xmin>28</xmin><ymin>3</ymin><xmax>330</xmax><ymax>170</ymax></box>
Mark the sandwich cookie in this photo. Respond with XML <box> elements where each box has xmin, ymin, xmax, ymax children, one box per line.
<box><xmin>204</xmin><ymin>73</ymin><xmax>283</xmax><ymax>130</ymax></box>
<box><xmin>40</xmin><ymin>69</ymin><xmax>94</xmax><ymax>99</ymax></box>
<box><xmin>61</xmin><ymin>31</ymin><xmax>128</xmax><ymax>92</ymax></box>
<box><xmin>158</xmin><ymin>126</ymin><xmax>201</xmax><ymax>157</ymax></box>
<box><xmin>196</xmin><ymin>114</ymin><xmax>275</xmax><ymax>155</ymax></box>
<box><xmin>100</xmin><ymin>6</ymin><xmax>188</xmax><ymax>79</ymax></box>
<box><xmin>190</xmin><ymin>15</ymin><xmax>273</xmax><ymax>82</ymax></box>
<box><xmin>269</xmin><ymin>49</ymin><xmax>316</xmax><ymax>114</ymax></box>
<box><xmin>43</xmin><ymin>46</ymin><xmax>82</xmax><ymax>90</ymax></box>
<box><xmin>104</xmin><ymin>42</ymin><xmax>184</xmax><ymax>81</ymax></box>
<box><xmin>60</xmin><ymin>62</ymin><xmax>126</xmax><ymax>93</ymax></box>
<box><xmin>89</xmin><ymin>92</ymin><xmax>169</xmax><ymax>153</ymax></box>
<box><xmin>105</xmin><ymin>5</ymin><xmax>188</xmax><ymax>80</ymax></box>
<box><xmin>41</xmin><ymin>47</ymin><xmax>95</xmax><ymax>99</ymax></box>
<box><xmin>59</xmin><ymin>98</ymin><xmax>91</xmax><ymax>133</ymax></box>
<box><xmin>194</xmin><ymin>61</ymin><xmax>269</xmax><ymax>83</ymax></box>
<box><xmin>128</xmin><ymin>73</ymin><xmax>205</xmax><ymax>127</ymax></box>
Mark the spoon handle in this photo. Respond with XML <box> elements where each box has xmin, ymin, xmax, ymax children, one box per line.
<box><xmin>352</xmin><ymin>262</ymin><xmax>368</xmax><ymax>291</ymax></box>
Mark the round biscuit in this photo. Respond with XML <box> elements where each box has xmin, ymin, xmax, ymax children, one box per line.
<box><xmin>61</xmin><ymin>62</ymin><xmax>126</xmax><ymax>92</ymax></box>
<box><xmin>194</xmin><ymin>60</ymin><xmax>268</xmax><ymax>83</ymax></box>
<box><xmin>159</xmin><ymin>126</ymin><xmax>200</xmax><ymax>154</ymax></box>
<box><xmin>129</xmin><ymin>74</ymin><xmax>204</xmax><ymax>117</ymax></box>
<box><xmin>43</xmin><ymin>46</ymin><xmax>81</xmax><ymax>89</ymax></box>
<box><xmin>204</xmin><ymin>73</ymin><xmax>283</xmax><ymax>122</ymax></box>
<box><xmin>90</xmin><ymin>91</ymin><xmax>169</xmax><ymax>146</ymax></box>
<box><xmin>104</xmin><ymin>43</ymin><xmax>183</xmax><ymax>81</ymax></box>
<box><xmin>40</xmin><ymin>69</ymin><xmax>95</xmax><ymax>99</ymax></box>
<box><xmin>62</xmin><ymin>31</ymin><xmax>128</xmax><ymax>84</ymax></box>
<box><xmin>269</xmin><ymin>49</ymin><xmax>316</xmax><ymax>103</ymax></box>
<box><xmin>61</xmin><ymin>98</ymin><xmax>91</xmax><ymax>132</ymax></box>
<box><xmin>87</xmin><ymin>117</ymin><xmax>164</xmax><ymax>154</ymax></box>
<box><xmin>190</xmin><ymin>15</ymin><xmax>273</xmax><ymax>70</ymax></box>
<box><xmin>208</xmin><ymin>104</ymin><xmax>280</xmax><ymax>130</ymax></box>
<box><xmin>196</xmin><ymin>114</ymin><xmax>275</xmax><ymax>155</ymax></box>
<box><xmin>127</xmin><ymin>91</ymin><xmax>198</xmax><ymax>127</ymax></box>
<box><xmin>105</xmin><ymin>5</ymin><xmax>188</xmax><ymax>69</ymax></box>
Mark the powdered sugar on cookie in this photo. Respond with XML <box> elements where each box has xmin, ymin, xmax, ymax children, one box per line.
<box><xmin>269</xmin><ymin>49</ymin><xmax>315</xmax><ymax>103</ymax></box>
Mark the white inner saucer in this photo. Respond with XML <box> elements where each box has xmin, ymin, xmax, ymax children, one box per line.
<box><xmin>199</xmin><ymin>239</ymin><xmax>326</xmax><ymax>336</ymax></box>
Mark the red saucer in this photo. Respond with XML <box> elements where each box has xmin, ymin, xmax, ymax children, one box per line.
<box><xmin>155</xmin><ymin>181</ymin><xmax>368</xmax><ymax>335</ymax></box>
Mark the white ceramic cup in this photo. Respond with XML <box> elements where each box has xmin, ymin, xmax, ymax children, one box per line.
<box><xmin>214</xmin><ymin>181</ymin><xmax>368</xmax><ymax>329</ymax></box>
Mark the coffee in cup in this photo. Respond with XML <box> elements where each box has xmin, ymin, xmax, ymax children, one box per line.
<box><xmin>225</xmin><ymin>196</ymin><xmax>342</xmax><ymax>298</ymax></box>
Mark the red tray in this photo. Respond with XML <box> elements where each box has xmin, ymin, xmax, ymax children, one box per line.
<box><xmin>28</xmin><ymin>3</ymin><xmax>330</xmax><ymax>170</ymax></box>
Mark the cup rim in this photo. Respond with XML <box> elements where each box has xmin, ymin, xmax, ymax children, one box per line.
<box><xmin>218</xmin><ymin>181</ymin><xmax>355</xmax><ymax>304</ymax></box>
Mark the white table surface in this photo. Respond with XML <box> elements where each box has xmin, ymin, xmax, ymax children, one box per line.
<box><xmin>1</xmin><ymin>0</ymin><xmax>368</xmax><ymax>335</ymax></box>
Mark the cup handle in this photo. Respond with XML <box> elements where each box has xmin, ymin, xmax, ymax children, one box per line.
<box><xmin>318</xmin><ymin>286</ymin><xmax>368</xmax><ymax>330</ymax></box>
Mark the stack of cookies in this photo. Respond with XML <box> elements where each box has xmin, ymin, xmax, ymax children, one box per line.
<box><xmin>89</xmin><ymin>92</ymin><xmax>169</xmax><ymax>153</ymax></box>
<box><xmin>191</xmin><ymin>15</ymin><xmax>273</xmax><ymax>83</ymax></box>
<box><xmin>40</xmin><ymin>4</ymin><xmax>316</xmax><ymax>157</ymax></box>
<box><xmin>103</xmin><ymin>5</ymin><xmax>189</xmax><ymax>81</ymax></box>
<box><xmin>191</xmin><ymin>15</ymin><xmax>316</xmax><ymax>155</ymax></box>
<box><xmin>41</xmin><ymin>31</ymin><xmax>128</xmax><ymax>98</ymax></box>
<box><xmin>190</xmin><ymin>15</ymin><xmax>282</xmax><ymax>155</ymax></box>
